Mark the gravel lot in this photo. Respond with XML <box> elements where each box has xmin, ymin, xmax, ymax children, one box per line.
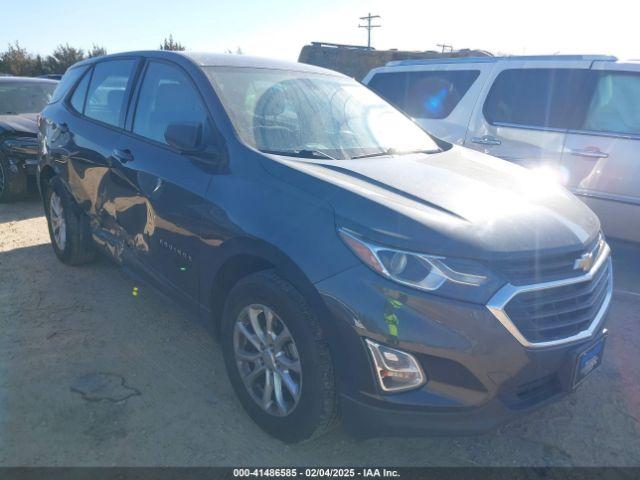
<box><xmin>1</xmin><ymin>196</ymin><xmax>639</xmax><ymax>467</ymax></box>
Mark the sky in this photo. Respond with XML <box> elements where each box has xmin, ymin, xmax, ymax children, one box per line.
<box><xmin>2</xmin><ymin>0</ymin><xmax>638</xmax><ymax>61</ymax></box>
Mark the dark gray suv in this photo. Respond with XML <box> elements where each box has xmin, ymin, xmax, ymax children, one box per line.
<box><xmin>38</xmin><ymin>51</ymin><xmax>612</xmax><ymax>442</ymax></box>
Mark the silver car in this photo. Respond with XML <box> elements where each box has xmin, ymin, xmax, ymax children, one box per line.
<box><xmin>363</xmin><ymin>55</ymin><xmax>640</xmax><ymax>243</ymax></box>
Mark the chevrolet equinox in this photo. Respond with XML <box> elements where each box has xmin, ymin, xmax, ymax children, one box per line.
<box><xmin>38</xmin><ymin>51</ymin><xmax>612</xmax><ymax>442</ymax></box>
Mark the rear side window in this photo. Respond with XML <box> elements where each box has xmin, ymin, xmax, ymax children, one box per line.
<box><xmin>49</xmin><ymin>66</ymin><xmax>86</xmax><ymax>104</ymax></box>
<box><xmin>70</xmin><ymin>70</ymin><xmax>91</xmax><ymax>113</ymax></box>
<box><xmin>581</xmin><ymin>71</ymin><xmax>640</xmax><ymax>136</ymax></box>
<box><xmin>84</xmin><ymin>60</ymin><xmax>136</xmax><ymax>127</ymax></box>
<box><xmin>368</xmin><ymin>70</ymin><xmax>480</xmax><ymax>119</ymax></box>
<box><xmin>483</xmin><ymin>68</ymin><xmax>592</xmax><ymax>129</ymax></box>
<box><xmin>132</xmin><ymin>61</ymin><xmax>208</xmax><ymax>145</ymax></box>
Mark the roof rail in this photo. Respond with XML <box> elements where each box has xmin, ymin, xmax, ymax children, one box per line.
<box><xmin>385</xmin><ymin>54</ymin><xmax>617</xmax><ymax>67</ymax></box>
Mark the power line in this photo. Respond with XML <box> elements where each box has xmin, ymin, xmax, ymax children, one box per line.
<box><xmin>437</xmin><ymin>43</ymin><xmax>453</xmax><ymax>54</ymax></box>
<box><xmin>358</xmin><ymin>13</ymin><xmax>381</xmax><ymax>49</ymax></box>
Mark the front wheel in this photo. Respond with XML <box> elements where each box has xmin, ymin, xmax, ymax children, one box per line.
<box><xmin>221</xmin><ymin>270</ymin><xmax>338</xmax><ymax>442</ymax></box>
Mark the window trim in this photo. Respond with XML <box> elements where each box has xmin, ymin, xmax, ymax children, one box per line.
<box><xmin>123</xmin><ymin>57</ymin><xmax>219</xmax><ymax>154</ymax></box>
<box><xmin>64</xmin><ymin>56</ymin><xmax>143</xmax><ymax>133</ymax></box>
<box><xmin>48</xmin><ymin>65</ymin><xmax>88</xmax><ymax>105</ymax></box>
<box><xmin>66</xmin><ymin>65</ymin><xmax>94</xmax><ymax>115</ymax></box>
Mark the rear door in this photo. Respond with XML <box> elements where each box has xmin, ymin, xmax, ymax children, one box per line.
<box><xmin>60</xmin><ymin>58</ymin><xmax>140</xmax><ymax>245</ymax></box>
<box><xmin>464</xmin><ymin>60</ymin><xmax>593</xmax><ymax>169</ymax></box>
<box><xmin>561</xmin><ymin>62</ymin><xmax>640</xmax><ymax>242</ymax></box>
<box><xmin>363</xmin><ymin>61</ymin><xmax>492</xmax><ymax>145</ymax></box>
<box><xmin>110</xmin><ymin>58</ymin><xmax>219</xmax><ymax>304</ymax></box>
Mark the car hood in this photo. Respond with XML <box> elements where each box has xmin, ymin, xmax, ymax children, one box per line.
<box><xmin>0</xmin><ymin>113</ymin><xmax>38</xmax><ymax>136</ymax></box>
<box><xmin>261</xmin><ymin>146</ymin><xmax>600</xmax><ymax>260</ymax></box>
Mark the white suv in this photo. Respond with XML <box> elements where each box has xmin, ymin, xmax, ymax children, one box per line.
<box><xmin>363</xmin><ymin>55</ymin><xmax>640</xmax><ymax>243</ymax></box>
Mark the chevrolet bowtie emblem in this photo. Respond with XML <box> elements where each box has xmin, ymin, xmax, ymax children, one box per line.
<box><xmin>574</xmin><ymin>250</ymin><xmax>595</xmax><ymax>272</ymax></box>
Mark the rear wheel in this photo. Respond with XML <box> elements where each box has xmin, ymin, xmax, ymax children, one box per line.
<box><xmin>221</xmin><ymin>270</ymin><xmax>338</xmax><ymax>442</ymax></box>
<box><xmin>0</xmin><ymin>155</ymin><xmax>28</xmax><ymax>202</ymax></box>
<box><xmin>45</xmin><ymin>177</ymin><xmax>96</xmax><ymax>265</ymax></box>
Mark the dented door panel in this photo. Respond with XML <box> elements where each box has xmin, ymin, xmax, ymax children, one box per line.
<box><xmin>43</xmin><ymin>105</ymin><xmax>129</xmax><ymax>259</ymax></box>
<box><xmin>105</xmin><ymin>135</ymin><xmax>213</xmax><ymax>302</ymax></box>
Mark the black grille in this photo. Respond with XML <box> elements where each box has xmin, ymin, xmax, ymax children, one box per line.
<box><xmin>504</xmin><ymin>259</ymin><xmax>611</xmax><ymax>343</ymax></box>
<box><xmin>492</xmin><ymin>236</ymin><xmax>600</xmax><ymax>285</ymax></box>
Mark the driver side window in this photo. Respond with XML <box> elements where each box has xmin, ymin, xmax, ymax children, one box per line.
<box><xmin>133</xmin><ymin>61</ymin><xmax>209</xmax><ymax>146</ymax></box>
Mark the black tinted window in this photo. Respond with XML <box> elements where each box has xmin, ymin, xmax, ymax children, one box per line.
<box><xmin>84</xmin><ymin>60</ymin><xmax>136</xmax><ymax>127</ymax></box>
<box><xmin>70</xmin><ymin>70</ymin><xmax>91</xmax><ymax>113</ymax></box>
<box><xmin>49</xmin><ymin>66</ymin><xmax>85</xmax><ymax>103</ymax></box>
<box><xmin>368</xmin><ymin>70</ymin><xmax>480</xmax><ymax>119</ymax></box>
<box><xmin>484</xmin><ymin>68</ymin><xmax>592</xmax><ymax>129</ymax></box>
<box><xmin>133</xmin><ymin>61</ymin><xmax>208</xmax><ymax>145</ymax></box>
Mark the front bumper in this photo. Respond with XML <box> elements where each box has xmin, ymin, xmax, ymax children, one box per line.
<box><xmin>315</xmin><ymin>263</ymin><xmax>611</xmax><ymax>436</ymax></box>
<box><xmin>1</xmin><ymin>136</ymin><xmax>39</xmax><ymax>176</ymax></box>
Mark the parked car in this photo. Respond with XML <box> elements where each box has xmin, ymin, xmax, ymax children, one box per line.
<box><xmin>38</xmin><ymin>74</ymin><xmax>64</xmax><ymax>81</ymax></box>
<box><xmin>39</xmin><ymin>51</ymin><xmax>612</xmax><ymax>442</ymax></box>
<box><xmin>0</xmin><ymin>76</ymin><xmax>57</xmax><ymax>201</ymax></box>
<box><xmin>363</xmin><ymin>55</ymin><xmax>640</xmax><ymax>243</ymax></box>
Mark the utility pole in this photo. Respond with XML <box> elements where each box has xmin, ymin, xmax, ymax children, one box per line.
<box><xmin>359</xmin><ymin>13</ymin><xmax>381</xmax><ymax>49</ymax></box>
<box><xmin>437</xmin><ymin>43</ymin><xmax>453</xmax><ymax>54</ymax></box>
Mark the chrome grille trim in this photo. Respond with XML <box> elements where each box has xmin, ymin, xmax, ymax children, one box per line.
<box><xmin>486</xmin><ymin>243</ymin><xmax>612</xmax><ymax>348</ymax></box>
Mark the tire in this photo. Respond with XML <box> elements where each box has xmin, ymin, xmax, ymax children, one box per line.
<box><xmin>0</xmin><ymin>155</ymin><xmax>28</xmax><ymax>202</ymax></box>
<box><xmin>44</xmin><ymin>176</ymin><xmax>96</xmax><ymax>265</ymax></box>
<box><xmin>221</xmin><ymin>270</ymin><xmax>338</xmax><ymax>442</ymax></box>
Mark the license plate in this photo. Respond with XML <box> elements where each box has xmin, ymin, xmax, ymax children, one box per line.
<box><xmin>573</xmin><ymin>337</ymin><xmax>605</xmax><ymax>387</ymax></box>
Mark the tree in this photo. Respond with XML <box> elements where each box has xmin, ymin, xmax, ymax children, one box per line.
<box><xmin>0</xmin><ymin>42</ymin><xmax>38</xmax><ymax>76</ymax></box>
<box><xmin>45</xmin><ymin>44</ymin><xmax>85</xmax><ymax>74</ymax></box>
<box><xmin>159</xmin><ymin>34</ymin><xmax>185</xmax><ymax>51</ymax></box>
<box><xmin>88</xmin><ymin>45</ymin><xmax>107</xmax><ymax>58</ymax></box>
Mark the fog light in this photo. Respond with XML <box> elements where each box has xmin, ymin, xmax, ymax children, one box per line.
<box><xmin>365</xmin><ymin>339</ymin><xmax>426</xmax><ymax>392</ymax></box>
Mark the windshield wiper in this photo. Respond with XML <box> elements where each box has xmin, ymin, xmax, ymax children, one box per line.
<box><xmin>396</xmin><ymin>148</ymin><xmax>441</xmax><ymax>155</ymax></box>
<box><xmin>350</xmin><ymin>148</ymin><xmax>397</xmax><ymax>160</ymax></box>
<box><xmin>260</xmin><ymin>149</ymin><xmax>337</xmax><ymax>160</ymax></box>
<box><xmin>351</xmin><ymin>148</ymin><xmax>440</xmax><ymax>160</ymax></box>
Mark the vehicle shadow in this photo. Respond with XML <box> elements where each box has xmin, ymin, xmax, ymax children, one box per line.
<box><xmin>1</xmin><ymin>240</ymin><xmax>639</xmax><ymax>466</ymax></box>
<box><xmin>0</xmin><ymin>193</ymin><xmax>44</xmax><ymax>223</ymax></box>
<box><xmin>609</xmin><ymin>239</ymin><xmax>640</xmax><ymax>295</ymax></box>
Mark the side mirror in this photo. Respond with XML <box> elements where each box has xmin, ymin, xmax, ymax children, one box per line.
<box><xmin>164</xmin><ymin>122</ymin><xmax>203</xmax><ymax>153</ymax></box>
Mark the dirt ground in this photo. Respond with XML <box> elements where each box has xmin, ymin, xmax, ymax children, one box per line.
<box><xmin>1</xmin><ymin>196</ymin><xmax>639</xmax><ymax>467</ymax></box>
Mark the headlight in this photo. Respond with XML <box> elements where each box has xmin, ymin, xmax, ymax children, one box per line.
<box><xmin>338</xmin><ymin>228</ymin><xmax>502</xmax><ymax>302</ymax></box>
<box><xmin>365</xmin><ymin>339</ymin><xmax>426</xmax><ymax>392</ymax></box>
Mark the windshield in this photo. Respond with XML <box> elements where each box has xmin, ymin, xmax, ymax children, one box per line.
<box><xmin>0</xmin><ymin>82</ymin><xmax>56</xmax><ymax>115</ymax></box>
<box><xmin>205</xmin><ymin>67</ymin><xmax>440</xmax><ymax>160</ymax></box>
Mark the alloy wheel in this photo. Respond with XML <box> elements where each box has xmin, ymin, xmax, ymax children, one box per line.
<box><xmin>49</xmin><ymin>191</ymin><xmax>67</xmax><ymax>250</ymax></box>
<box><xmin>233</xmin><ymin>304</ymin><xmax>302</xmax><ymax>417</ymax></box>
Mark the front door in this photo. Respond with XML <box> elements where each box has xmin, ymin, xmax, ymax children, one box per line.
<box><xmin>59</xmin><ymin>58</ymin><xmax>140</xmax><ymax>251</ymax></box>
<box><xmin>561</xmin><ymin>62</ymin><xmax>640</xmax><ymax>242</ymax></box>
<box><xmin>108</xmin><ymin>59</ymin><xmax>219</xmax><ymax>303</ymax></box>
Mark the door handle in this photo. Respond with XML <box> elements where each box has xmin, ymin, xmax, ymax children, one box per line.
<box><xmin>569</xmin><ymin>148</ymin><xmax>609</xmax><ymax>159</ymax></box>
<box><xmin>111</xmin><ymin>148</ymin><xmax>134</xmax><ymax>164</ymax></box>
<box><xmin>471</xmin><ymin>135</ymin><xmax>502</xmax><ymax>146</ymax></box>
